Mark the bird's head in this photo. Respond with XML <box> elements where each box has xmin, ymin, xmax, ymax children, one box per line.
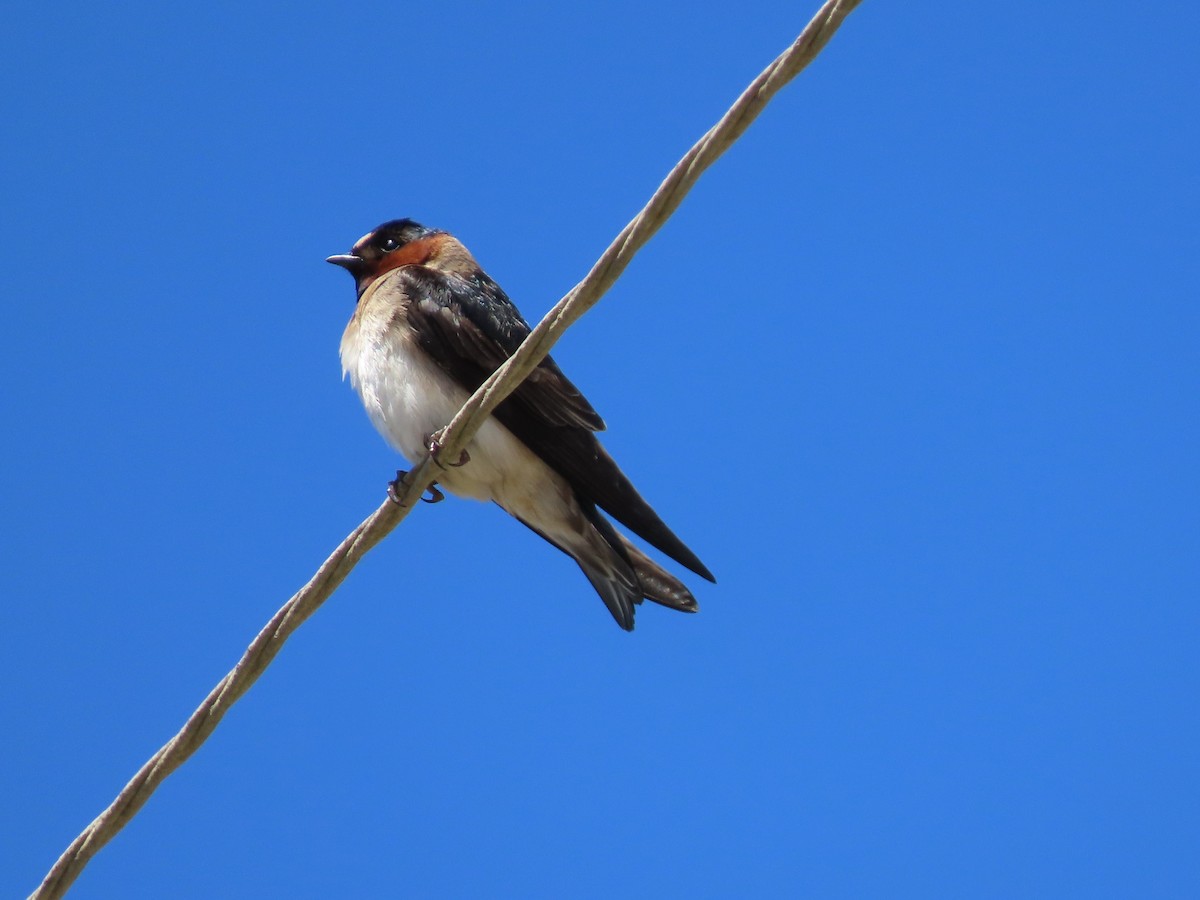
<box><xmin>327</xmin><ymin>218</ymin><xmax>476</xmax><ymax>297</ymax></box>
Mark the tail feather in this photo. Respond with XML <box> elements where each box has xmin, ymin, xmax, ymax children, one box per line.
<box><xmin>617</xmin><ymin>535</ymin><xmax>698</xmax><ymax>613</ymax></box>
<box><xmin>511</xmin><ymin>501</ymin><xmax>702</xmax><ymax>631</ymax></box>
<box><xmin>581</xmin><ymin>504</ymin><xmax>698</xmax><ymax>628</ymax></box>
<box><xmin>574</xmin><ymin>553</ymin><xmax>642</xmax><ymax>632</ymax></box>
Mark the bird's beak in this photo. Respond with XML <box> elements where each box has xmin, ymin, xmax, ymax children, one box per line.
<box><xmin>326</xmin><ymin>253</ymin><xmax>365</xmax><ymax>272</ymax></box>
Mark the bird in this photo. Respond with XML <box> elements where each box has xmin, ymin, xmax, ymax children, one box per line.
<box><xmin>327</xmin><ymin>218</ymin><xmax>714</xmax><ymax>630</ymax></box>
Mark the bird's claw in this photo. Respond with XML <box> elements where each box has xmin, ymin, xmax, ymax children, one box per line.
<box><xmin>388</xmin><ymin>470</ymin><xmax>445</xmax><ymax>505</ymax></box>
<box><xmin>424</xmin><ymin>429</ymin><xmax>470</xmax><ymax>469</ymax></box>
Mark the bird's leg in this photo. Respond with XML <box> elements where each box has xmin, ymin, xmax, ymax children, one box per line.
<box><xmin>424</xmin><ymin>428</ymin><xmax>470</xmax><ymax>469</ymax></box>
<box><xmin>388</xmin><ymin>470</ymin><xmax>445</xmax><ymax>505</ymax></box>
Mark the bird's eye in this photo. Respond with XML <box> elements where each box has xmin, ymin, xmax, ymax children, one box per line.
<box><xmin>379</xmin><ymin>237</ymin><xmax>400</xmax><ymax>252</ymax></box>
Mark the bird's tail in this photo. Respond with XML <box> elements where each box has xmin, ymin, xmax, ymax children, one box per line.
<box><xmin>575</xmin><ymin>505</ymin><xmax>698</xmax><ymax>631</ymax></box>
<box><xmin>616</xmin><ymin>533</ymin><xmax>699</xmax><ymax>614</ymax></box>
<box><xmin>513</xmin><ymin>503</ymin><xmax>699</xmax><ymax>631</ymax></box>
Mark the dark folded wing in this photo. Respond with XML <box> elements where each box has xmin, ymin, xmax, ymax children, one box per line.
<box><xmin>399</xmin><ymin>266</ymin><xmax>604</xmax><ymax>431</ymax></box>
<box><xmin>395</xmin><ymin>265</ymin><xmax>714</xmax><ymax>582</ymax></box>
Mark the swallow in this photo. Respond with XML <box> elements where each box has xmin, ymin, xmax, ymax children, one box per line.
<box><xmin>328</xmin><ymin>219</ymin><xmax>714</xmax><ymax>630</ymax></box>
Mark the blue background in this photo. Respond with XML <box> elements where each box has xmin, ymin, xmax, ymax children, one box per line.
<box><xmin>3</xmin><ymin>1</ymin><xmax>1197</xmax><ymax>896</ymax></box>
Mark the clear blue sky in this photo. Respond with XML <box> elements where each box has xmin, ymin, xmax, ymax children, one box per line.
<box><xmin>3</xmin><ymin>1</ymin><xmax>1197</xmax><ymax>896</ymax></box>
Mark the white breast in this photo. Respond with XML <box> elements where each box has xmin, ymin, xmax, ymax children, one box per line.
<box><xmin>339</xmin><ymin>290</ymin><xmax>568</xmax><ymax>513</ymax></box>
<box><xmin>341</xmin><ymin>301</ymin><xmax>457</xmax><ymax>463</ymax></box>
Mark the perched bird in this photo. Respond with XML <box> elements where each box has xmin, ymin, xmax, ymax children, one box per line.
<box><xmin>328</xmin><ymin>219</ymin><xmax>714</xmax><ymax>630</ymax></box>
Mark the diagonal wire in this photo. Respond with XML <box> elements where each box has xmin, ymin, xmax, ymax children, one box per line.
<box><xmin>30</xmin><ymin>2</ymin><xmax>862</xmax><ymax>896</ymax></box>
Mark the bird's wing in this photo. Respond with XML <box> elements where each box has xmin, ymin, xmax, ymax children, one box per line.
<box><xmin>398</xmin><ymin>266</ymin><xmax>605</xmax><ymax>431</ymax></box>
<box><xmin>393</xmin><ymin>265</ymin><xmax>714</xmax><ymax>583</ymax></box>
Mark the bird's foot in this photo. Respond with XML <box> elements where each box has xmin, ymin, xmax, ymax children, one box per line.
<box><xmin>424</xmin><ymin>429</ymin><xmax>470</xmax><ymax>469</ymax></box>
<box><xmin>388</xmin><ymin>470</ymin><xmax>445</xmax><ymax>505</ymax></box>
